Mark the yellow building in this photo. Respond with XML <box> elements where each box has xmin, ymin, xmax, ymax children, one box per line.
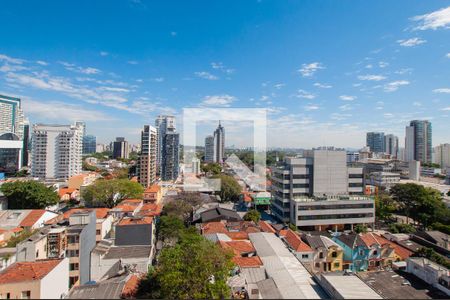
<box><xmin>143</xmin><ymin>185</ymin><xmax>162</xmax><ymax>204</ymax></box>
<box><xmin>321</xmin><ymin>236</ymin><xmax>344</xmax><ymax>272</ymax></box>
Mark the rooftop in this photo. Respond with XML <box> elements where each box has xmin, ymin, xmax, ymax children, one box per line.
<box><xmin>145</xmin><ymin>185</ymin><xmax>161</xmax><ymax>193</ymax></box>
<box><xmin>117</xmin><ymin>217</ymin><xmax>153</xmax><ymax>226</ymax></box>
<box><xmin>0</xmin><ymin>259</ymin><xmax>63</xmax><ymax>284</ymax></box>
<box><xmin>68</xmin><ymin>273</ymin><xmax>139</xmax><ymax>299</ymax></box>
<box><xmin>319</xmin><ymin>273</ymin><xmax>382</xmax><ymax>299</ymax></box>
<box><xmin>284</xmin><ymin>229</ymin><xmax>313</xmax><ymax>252</ymax></box>
<box><xmin>293</xmin><ymin>195</ymin><xmax>373</xmax><ymax>202</ymax></box>
<box><xmin>103</xmin><ymin>246</ymin><xmax>152</xmax><ymax>260</ymax></box>
<box><xmin>232</xmin><ymin>256</ymin><xmax>263</xmax><ymax>268</ymax></box>
<box><xmin>19</xmin><ymin>209</ymin><xmax>46</xmax><ymax>227</ymax></box>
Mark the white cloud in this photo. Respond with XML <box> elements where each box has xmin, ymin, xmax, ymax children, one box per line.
<box><xmin>442</xmin><ymin>107</ymin><xmax>450</xmax><ymax>111</ymax></box>
<box><xmin>384</xmin><ymin>113</ymin><xmax>394</xmax><ymax>118</ymax></box>
<box><xmin>339</xmin><ymin>95</ymin><xmax>357</xmax><ymax>101</ymax></box>
<box><xmin>0</xmin><ymin>54</ymin><xmax>25</xmax><ymax>64</ymax></box>
<box><xmin>384</xmin><ymin>80</ymin><xmax>410</xmax><ymax>92</ymax></box>
<box><xmin>304</xmin><ymin>104</ymin><xmax>320</xmax><ymax>111</ymax></box>
<box><xmin>397</xmin><ymin>37</ymin><xmax>427</xmax><ymax>47</ymax></box>
<box><xmin>314</xmin><ymin>82</ymin><xmax>332</xmax><ymax>89</ymax></box>
<box><xmin>295</xmin><ymin>89</ymin><xmax>316</xmax><ymax>99</ymax></box>
<box><xmin>339</xmin><ymin>104</ymin><xmax>353</xmax><ymax>111</ymax></box>
<box><xmin>211</xmin><ymin>62</ymin><xmax>234</xmax><ymax>74</ymax></box>
<box><xmin>24</xmin><ymin>99</ymin><xmax>114</xmax><ymax>121</ymax></box>
<box><xmin>100</xmin><ymin>51</ymin><xmax>109</xmax><ymax>56</ymax></box>
<box><xmin>413</xmin><ymin>101</ymin><xmax>422</xmax><ymax>107</ymax></box>
<box><xmin>357</xmin><ymin>74</ymin><xmax>387</xmax><ymax>81</ymax></box>
<box><xmin>171</xmin><ymin>31</ymin><xmax>177</xmax><ymax>36</ymax></box>
<box><xmin>411</xmin><ymin>6</ymin><xmax>450</xmax><ymax>30</ymax></box>
<box><xmin>447</xmin><ymin>53</ymin><xmax>450</xmax><ymax>58</ymax></box>
<box><xmin>200</xmin><ymin>94</ymin><xmax>236</xmax><ymax>107</ymax></box>
<box><xmin>59</xmin><ymin>61</ymin><xmax>101</xmax><ymax>74</ymax></box>
<box><xmin>127</xmin><ymin>60</ymin><xmax>138</xmax><ymax>65</ymax></box>
<box><xmin>433</xmin><ymin>88</ymin><xmax>450</xmax><ymax>93</ymax></box>
<box><xmin>379</xmin><ymin>61</ymin><xmax>389</xmax><ymax>68</ymax></box>
<box><xmin>331</xmin><ymin>113</ymin><xmax>352</xmax><ymax>121</ymax></box>
<box><xmin>150</xmin><ymin>77</ymin><xmax>165</xmax><ymax>82</ymax></box>
<box><xmin>298</xmin><ymin>62</ymin><xmax>325</xmax><ymax>77</ymax></box>
<box><xmin>36</xmin><ymin>60</ymin><xmax>48</xmax><ymax>66</ymax></box>
<box><xmin>274</xmin><ymin>83</ymin><xmax>286</xmax><ymax>89</ymax></box>
<box><xmin>395</xmin><ymin>68</ymin><xmax>413</xmax><ymax>75</ymax></box>
<box><xmin>365</xmin><ymin>64</ymin><xmax>373</xmax><ymax>69</ymax></box>
<box><xmin>194</xmin><ymin>71</ymin><xmax>219</xmax><ymax>80</ymax></box>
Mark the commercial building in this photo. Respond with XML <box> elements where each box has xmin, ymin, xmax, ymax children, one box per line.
<box><xmin>405</xmin><ymin>120</ymin><xmax>432</xmax><ymax>163</ymax></box>
<box><xmin>213</xmin><ymin>122</ymin><xmax>225</xmax><ymax>163</ymax></box>
<box><xmin>82</xmin><ymin>134</ymin><xmax>96</xmax><ymax>155</ymax></box>
<box><xmin>384</xmin><ymin>134</ymin><xmax>399</xmax><ymax>159</ymax></box>
<box><xmin>0</xmin><ymin>133</ymin><xmax>23</xmax><ymax>174</ymax></box>
<box><xmin>204</xmin><ymin>135</ymin><xmax>214</xmax><ymax>163</ymax></box>
<box><xmin>406</xmin><ymin>257</ymin><xmax>450</xmax><ymax>296</ymax></box>
<box><xmin>0</xmin><ymin>94</ymin><xmax>25</xmax><ymax>140</ymax></box>
<box><xmin>155</xmin><ymin>115</ymin><xmax>176</xmax><ymax>174</ymax></box>
<box><xmin>112</xmin><ymin>137</ymin><xmax>129</xmax><ymax>159</ymax></box>
<box><xmin>368</xmin><ymin>172</ymin><xmax>400</xmax><ymax>190</ymax></box>
<box><xmin>271</xmin><ymin>149</ymin><xmax>369</xmax><ymax>230</ymax></box>
<box><xmin>0</xmin><ymin>258</ymin><xmax>69</xmax><ymax>299</ymax></box>
<box><xmin>31</xmin><ymin>123</ymin><xmax>84</xmax><ymax>180</ymax></box>
<box><xmin>315</xmin><ymin>273</ymin><xmax>382</xmax><ymax>299</ymax></box>
<box><xmin>434</xmin><ymin>144</ymin><xmax>450</xmax><ymax>169</ymax></box>
<box><xmin>138</xmin><ymin>125</ymin><xmax>157</xmax><ymax>187</ymax></box>
<box><xmin>161</xmin><ymin>132</ymin><xmax>179</xmax><ymax>181</ymax></box>
<box><xmin>366</xmin><ymin>132</ymin><xmax>385</xmax><ymax>153</ymax></box>
<box><xmin>192</xmin><ymin>157</ymin><xmax>201</xmax><ymax>175</ymax></box>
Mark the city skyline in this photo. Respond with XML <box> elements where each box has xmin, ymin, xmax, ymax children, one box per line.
<box><xmin>0</xmin><ymin>1</ymin><xmax>450</xmax><ymax>148</ymax></box>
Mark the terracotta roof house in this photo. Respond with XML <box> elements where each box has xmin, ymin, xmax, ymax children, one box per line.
<box><xmin>0</xmin><ymin>258</ymin><xmax>69</xmax><ymax>299</ymax></box>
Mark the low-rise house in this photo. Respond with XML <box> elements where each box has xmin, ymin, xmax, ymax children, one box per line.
<box><xmin>280</xmin><ymin>229</ymin><xmax>314</xmax><ymax>263</ymax></box>
<box><xmin>0</xmin><ymin>258</ymin><xmax>69</xmax><ymax>299</ymax></box>
<box><xmin>406</xmin><ymin>257</ymin><xmax>450</xmax><ymax>296</ymax></box>
<box><xmin>195</xmin><ymin>207</ymin><xmax>242</xmax><ymax>223</ymax></box>
<box><xmin>115</xmin><ymin>217</ymin><xmax>154</xmax><ymax>246</ymax></box>
<box><xmin>0</xmin><ymin>248</ymin><xmax>16</xmax><ymax>271</ymax></box>
<box><xmin>143</xmin><ymin>185</ymin><xmax>162</xmax><ymax>204</ymax></box>
<box><xmin>415</xmin><ymin>231</ymin><xmax>450</xmax><ymax>251</ymax></box>
<box><xmin>90</xmin><ymin>240</ymin><xmax>153</xmax><ymax>282</ymax></box>
<box><xmin>303</xmin><ymin>235</ymin><xmax>329</xmax><ymax>272</ymax></box>
<box><xmin>58</xmin><ymin>187</ymin><xmax>79</xmax><ymax>202</ymax></box>
<box><xmin>0</xmin><ymin>210</ymin><xmax>58</xmax><ymax>231</ymax></box>
<box><xmin>321</xmin><ymin>236</ymin><xmax>344</xmax><ymax>272</ymax></box>
<box><xmin>68</xmin><ymin>272</ymin><xmax>139</xmax><ymax>299</ymax></box>
<box><xmin>360</xmin><ymin>232</ymin><xmax>398</xmax><ymax>270</ymax></box>
<box><xmin>17</xmin><ymin>226</ymin><xmax>67</xmax><ymax>262</ymax></box>
<box><xmin>136</xmin><ymin>203</ymin><xmax>162</xmax><ymax>218</ymax></box>
<box><xmin>68</xmin><ymin>172</ymin><xmax>100</xmax><ymax>190</ymax></box>
<box><xmin>109</xmin><ymin>199</ymin><xmax>143</xmax><ymax>220</ymax></box>
<box><xmin>333</xmin><ymin>233</ymin><xmax>369</xmax><ymax>272</ymax></box>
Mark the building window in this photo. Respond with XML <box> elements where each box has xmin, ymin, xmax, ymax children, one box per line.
<box><xmin>301</xmin><ymin>254</ymin><xmax>309</xmax><ymax>259</ymax></box>
<box><xmin>331</xmin><ymin>251</ymin><xmax>337</xmax><ymax>258</ymax></box>
<box><xmin>96</xmin><ymin>229</ymin><xmax>101</xmax><ymax>235</ymax></box>
<box><xmin>373</xmin><ymin>250</ymin><xmax>378</xmax><ymax>255</ymax></box>
<box><xmin>69</xmin><ymin>263</ymin><xmax>79</xmax><ymax>271</ymax></box>
<box><xmin>334</xmin><ymin>262</ymin><xmax>340</xmax><ymax>268</ymax></box>
<box><xmin>21</xmin><ymin>291</ymin><xmax>30</xmax><ymax>299</ymax></box>
<box><xmin>67</xmin><ymin>249</ymin><xmax>79</xmax><ymax>257</ymax></box>
<box><xmin>67</xmin><ymin>235</ymin><xmax>79</xmax><ymax>244</ymax></box>
<box><xmin>319</xmin><ymin>252</ymin><xmax>324</xmax><ymax>259</ymax></box>
<box><xmin>69</xmin><ymin>276</ymin><xmax>79</xmax><ymax>288</ymax></box>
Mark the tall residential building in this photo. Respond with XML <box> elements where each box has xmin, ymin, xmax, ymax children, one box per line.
<box><xmin>0</xmin><ymin>94</ymin><xmax>25</xmax><ymax>139</ymax></box>
<box><xmin>161</xmin><ymin>132</ymin><xmax>179</xmax><ymax>181</ymax></box>
<box><xmin>155</xmin><ymin>115</ymin><xmax>176</xmax><ymax>174</ymax></box>
<box><xmin>22</xmin><ymin>122</ymin><xmax>30</xmax><ymax>167</ymax></box>
<box><xmin>139</xmin><ymin>125</ymin><xmax>157</xmax><ymax>187</ymax></box>
<box><xmin>384</xmin><ymin>134</ymin><xmax>399</xmax><ymax>159</ymax></box>
<box><xmin>271</xmin><ymin>149</ymin><xmax>371</xmax><ymax>231</ymax></box>
<box><xmin>112</xmin><ymin>137</ymin><xmax>129</xmax><ymax>159</ymax></box>
<box><xmin>82</xmin><ymin>135</ymin><xmax>96</xmax><ymax>155</ymax></box>
<box><xmin>204</xmin><ymin>135</ymin><xmax>214</xmax><ymax>163</ymax></box>
<box><xmin>31</xmin><ymin>123</ymin><xmax>84</xmax><ymax>180</ymax></box>
<box><xmin>0</xmin><ymin>132</ymin><xmax>23</xmax><ymax>174</ymax></box>
<box><xmin>405</xmin><ymin>120</ymin><xmax>432</xmax><ymax>163</ymax></box>
<box><xmin>434</xmin><ymin>144</ymin><xmax>450</xmax><ymax>169</ymax></box>
<box><xmin>366</xmin><ymin>132</ymin><xmax>385</xmax><ymax>153</ymax></box>
<box><xmin>213</xmin><ymin>121</ymin><xmax>225</xmax><ymax>163</ymax></box>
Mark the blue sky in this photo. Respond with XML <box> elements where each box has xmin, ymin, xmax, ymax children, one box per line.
<box><xmin>1</xmin><ymin>0</ymin><xmax>449</xmax><ymax>148</ymax></box>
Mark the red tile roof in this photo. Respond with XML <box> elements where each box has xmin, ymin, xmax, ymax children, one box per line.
<box><xmin>121</xmin><ymin>274</ymin><xmax>140</xmax><ymax>298</ymax></box>
<box><xmin>19</xmin><ymin>210</ymin><xmax>46</xmax><ymax>227</ymax></box>
<box><xmin>58</xmin><ymin>187</ymin><xmax>77</xmax><ymax>198</ymax></box>
<box><xmin>226</xmin><ymin>231</ymin><xmax>249</xmax><ymax>240</ymax></box>
<box><xmin>278</xmin><ymin>229</ymin><xmax>288</xmax><ymax>237</ymax></box>
<box><xmin>0</xmin><ymin>259</ymin><xmax>63</xmax><ymax>284</ymax></box>
<box><xmin>201</xmin><ymin>221</ymin><xmax>228</xmax><ymax>234</ymax></box>
<box><xmin>138</xmin><ymin>203</ymin><xmax>162</xmax><ymax>217</ymax></box>
<box><xmin>360</xmin><ymin>232</ymin><xmax>382</xmax><ymax>247</ymax></box>
<box><xmin>374</xmin><ymin>234</ymin><xmax>413</xmax><ymax>260</ymax></box>
<box><xmin>285</xmin><ymin>229</ymin><xmax>313</xmax><ymax>252</ymax></box>
<box><xmin>232</xmin><ymin>256</ymin><xmax>263</xmax><ymax>268</ymax></box>
<box><xmin>219</xmin><ymin>241</ymin><xmax>256</xmax><ymax>255</ymax></box>
<box><xmin>118</xmin><ymin>217</ymin><xmax>153</xmax><ymax>226</ymax></box>
<box><xmin>46</xmin><ymin>208</ymin><xmax>110</xmax><ymax>225</ymax></box>
<box><xmin>258</xmin><ymin>221</ymin><xmax>276</xmax><ymax>233</ymax></box>
<box><xmin>241</xmin><ymin>192</ymin><xmax>253</xmax><ymax>203</ymax></box>
<box><xmin>145</xmin><ymin>185</ymin><xmax>161</xmax><ymax>193</ymax></box>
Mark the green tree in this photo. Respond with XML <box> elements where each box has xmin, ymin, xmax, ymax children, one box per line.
<box><xmin>163</xmin><ymin>192</ymin><xmax>205</xmax><ymax>222</ymax></box>
<box><xmin>354</xmin><ymin>224</ymin><xmax>368</xmax><ymax>234</ymax></box>
<box><xmin>146</xmin><ymin>230</ymin><xmax>234</xmax><ymax>299</ymax></box>
<box><xmin>243</xmin><ymin>210</ymin><xmax>261</xmax><ymax>223</ymax></box>
<box><xmin>201</xmin><ymin>163</ymin><xmax>222</xmax><ymax>175</ymax></box>
<box><xmin>388</xmin><ymin>223</ymin><xmax>416</xmax><ymax>234</ymax></box>
<box><xmin>4</xmin><ymin>229</ymin><xmax>36</xmax><ymax>248</ymax></box>
<box><xmin>82</xmin><ymin>161</ymin><xmax>97</xmax><ymax>172</ymax></box>
<box><xmin>0</xmin><ymin>181</ymin><xmax>59</xmax><ymax>209</ymax></box>
<box><xmin>158</xmin><ymin>216</ymin><xmax>185</xmax><ymax>245</ymax></box>
<box><xmin>375</xmin><ymin>193</ymin><xmax>396</xmax><ymax>221</ymax></box>
<box><xmin>213</xmin><ymin>174</ymin><xmax>241</xmax><ymax>202</ymax></box>
<box><xmin>82</xmin><ymin>179</ymin><xmax>144</xmax><ymax>208</ymax></box>
<box><xmin>289</xmin><ymin>223</ymin><xmax>297</xmax><ymax>231</ymax></box>
<box><xmin>390</xmin><ymin>183</ymin><xmax>422</xmax><ymax>224</ymax></box>
<box><xmin>112</xmin><ymin>167</ymin><xmax>129</xmax><ymax>179</ymax></box>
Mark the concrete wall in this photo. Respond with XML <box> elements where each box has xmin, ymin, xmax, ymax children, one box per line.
<box><xmin>313</xmin><ymin>150</ymin><xmax>348</xmax><ymax>196</ymax></box>
<box><xmin>0</xmin><ymin>280</ymin><xmax>40</xmax><ymax>299</ymax></box>
<box><xmin>115</xmin><ymin>223</ymin><xmax>153</xmax><ymax>246</ymax></box>
<box><xmin>78</xmin><ymin>212</ymin><xmax>96</xmax><ymax>285</ymax></box>
<box><xmin>40</xmin><ymin>258</ymin><xmax>69</xmax><ymax>299</ymax></box>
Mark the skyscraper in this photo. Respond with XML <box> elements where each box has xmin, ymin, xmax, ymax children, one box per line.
<box><xmin>155</xmin><ymin>115</ymin><xmax>176</xmax><ymax>174</ymax></box>
<box><xmin>139</xmin><ymin>125</ymin><xmax>157</xmax><ymax>187</ymax></box>
<box><xmin>366</xmin><ymin>132</ymin><xmax>385</xmax><ymax>153</ymax></box>
<box><xmin>384</xmin><ymin>134</ymin><xmax>399</xmax><ymax>159</ymax></box>
<box><xmin>82</xmin><ymin>135</ymin><xmax>97</xmax><ymax>155</ymax></box>
<box><xmin>405</xmin><ymin>120</ymin><xmax>432</xmax><ymax>163</ymax></box>
<box><xmin>31</xmin><ymin>123</ymin><xmax>84</xmax><ymax>179</ymax></box>
<box><xmin>213</xmin><ymin>121</ymin><xmax>225</xmax><ymax>163</ymax></box>
<box><xmin>433</xmin><ymin>144</ymin><xmax>450</xmax><ymax>169</ymax></box>
<box><xmin>204</xmin><ymin>135</ymin><xmax>214</xmax><ymax>163</ymax></box>
<box><xmin>161</xmin><ymin>132</ymin><xmax>179</xmax><ymax>181</ymax></box>
<box><xmin>0</xmin><ymin>94</ymin><xmax>25</xmax><ymax>139</ymax></box>
<box><xmin>112</xmin><ymin>137</ymin><xmax>129</xmax><ymax>159</ymax></box>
